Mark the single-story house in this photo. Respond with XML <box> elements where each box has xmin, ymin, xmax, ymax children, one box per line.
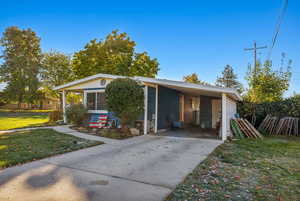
<box><xmin>54</xmin><ymin>73</ymin><xmax>242</xmax><ymax>141</ymax></box>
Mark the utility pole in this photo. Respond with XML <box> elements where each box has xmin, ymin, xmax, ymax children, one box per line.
<box><xmin>244</xmin><ymin>41</ymin><xmax>267</xmax><ymax>73</ymax></box>
<box><xmin>244</xmin><ymin>41</ymin><xmax>267</xmax><ymax>125</ymax></box>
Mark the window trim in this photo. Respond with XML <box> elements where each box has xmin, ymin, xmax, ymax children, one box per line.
<box><xmin>84</xmin><ymin>89</ymin><xmax>108</xmax><ymax>113</ymax></box>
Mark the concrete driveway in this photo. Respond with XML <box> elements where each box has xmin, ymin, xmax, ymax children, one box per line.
<box><xmin>0</xmin><ymin>135</ymin><xmax>221</xmax><ymax>201</ymax></box>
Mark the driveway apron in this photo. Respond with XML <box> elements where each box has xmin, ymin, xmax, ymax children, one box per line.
<box><xmin>0</xmin><ymin>135</ymin><xmax>222</xmax><ymax>201</ymax></box>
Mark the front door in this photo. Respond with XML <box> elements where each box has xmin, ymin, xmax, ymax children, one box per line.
<box><xmin>199</xmin><ymin>96</ymin><xmax>212</xmax><ymax>128</ymax></box>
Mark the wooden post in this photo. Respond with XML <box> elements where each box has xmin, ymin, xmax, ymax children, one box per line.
<box><xmin>83</xmin><ymin>91</ymin><xmax>87</xmax><ymax>107</ymax></box>
<box><xmin>154</xmin><ymin>85</ymin><xmax>158</xmax><ymax>133</ymax></box>
<box><xmin>62</xmin><ymin>90</ymin><xmax>67</xmax><ymax>123</ymax></box>
<box><xmin>222</xmin><ymin>93</ymin><xmax>227</xmax><ymax>141</ymax></box>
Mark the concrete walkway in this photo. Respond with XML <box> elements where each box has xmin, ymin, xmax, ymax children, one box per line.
<box><xmin>0</xmin><ymin>127</ymin><xmax>222</xmax><ymax>201</ymax></box>
<box><xmin>52</xmin><ymin>125</ymin><xmax>122</xmax><ymax>145</ymax></box>
<box><xmin>0</xmin><ymin>125</ymin><xmax>121</xmax><ymax>145</ymax></box>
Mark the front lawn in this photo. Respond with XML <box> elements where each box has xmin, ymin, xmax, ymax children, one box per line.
<box><xmin>0</xmin><ymin>111</ymin><xmax>50</xmax><ymax>130</ymax></box>
<box><xmin>166</xmin><ymin>137</ymin><xmax>300</xmax><ymax>201</ymax></box>
<box><xmin>0</xmin><ymin>129</ymin><xmax>103</xmax><ymax>169</ymax></box>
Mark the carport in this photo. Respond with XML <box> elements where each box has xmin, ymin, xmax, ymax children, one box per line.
<box><xmin>136</xmin><ymin>76</ymin><xmax>242</xmax><ymax>140</ymax></box>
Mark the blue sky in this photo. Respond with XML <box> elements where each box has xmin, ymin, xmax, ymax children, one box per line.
<box><xmin>1</xmin><ymin>0</ymin><xmax>299</xmax><ymax>95</ymax></box>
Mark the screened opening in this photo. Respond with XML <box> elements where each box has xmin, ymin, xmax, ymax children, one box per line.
<box><xmin>86</xmin><ymin>92</ymin><xmax>107</xmax><ymax>111</ymax></box>
<box><xmin>87</xmin><ymin>93</ymin><xmax>96</xmax><ymax>110</ymax></box>
<box><xmin>97</xmin><ymin>92</ymin><xmax>107</xmax><ymax>110</ymax></box>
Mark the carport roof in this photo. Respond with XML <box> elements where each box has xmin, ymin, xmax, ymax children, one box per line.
<box><xmin>53</xmin><ymin>73</ymin><xmax>242</xmax><ymax>101</ymax></box>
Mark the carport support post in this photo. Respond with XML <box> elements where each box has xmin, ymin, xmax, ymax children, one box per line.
<box><xmin>62</xmin><ymin>90</ymin><xmax>67</xmax><ymax>123</ymax></box>
<box><xmin>221</xmin><ymin>93</ymin><xmax>227</xmax><ymax>141</ymax></box>
<box><xmin>154</xmin><ymin>85</ymin><xmax>158</xmax><ymax>133</ymax></box>
<box><xmin>144</xmin><ymin>85</ymin><xmax>148</xmax><ymax>135</ymax></box>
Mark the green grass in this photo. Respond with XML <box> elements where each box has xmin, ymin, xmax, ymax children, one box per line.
<box><xmin>165</xmin><ymin>137</ymin><xmax>300</xmax><ymax>201</ymax></box>
<box><xmin>0</xmin><ymin>128</ymin><xmax>103</xmax><ymax>169</ymax></box>
<box><xmin>0</xmin><ymin>112</ymin><xmax>50</xmax><ymax>130</ymax></box>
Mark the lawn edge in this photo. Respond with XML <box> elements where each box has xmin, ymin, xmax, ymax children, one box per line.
<box><xmin>0</xmin><ymin>128</ymin><xmax>104</xmax><ymax>170</ymax></box>
<box><xmin>163</xmin><ymin>141</ymin><xmax>224</xmax><ymax>201</ymax></box>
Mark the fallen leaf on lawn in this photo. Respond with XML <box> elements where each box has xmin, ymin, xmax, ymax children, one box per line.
<box><xmin>224</xmin><ymin>194</ymin><xmax>231</xmax><ymax>198</ymax></box>
<box><xmin>255</xmin><ymin>186</ymin><xmax>262</xmax><ymax>190</ymax></box>
<box><xmin>234</xmin><ymin>175</ymin><xmax>241</xmax><ymax>180</ymax></box>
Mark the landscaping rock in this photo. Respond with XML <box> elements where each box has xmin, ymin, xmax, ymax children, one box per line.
<box><xmin>130</xmin><ymin>128</ymin><xmax>140</xmax><ymax>136</ymax></box>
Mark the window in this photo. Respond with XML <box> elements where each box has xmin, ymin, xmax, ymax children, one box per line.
<box><xmin>86</xmin><ymin>92</ymin><xmax>107</xmax><ymax>111</ymax></box>
<box><xmin>97</xmin><ymin>92</ymin><xmax>106</xmax><ymax>110</ymax></box>
<box><xmin>87</xmin><ymin>93</ymin><xmax>96</xmax><ymax>110</ymax></box>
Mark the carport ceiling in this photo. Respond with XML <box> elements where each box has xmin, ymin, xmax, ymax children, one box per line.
<box><xmin>161</xmin><ymin>84</ymin><xmax>222</xmax><ymax>98</ymax></box>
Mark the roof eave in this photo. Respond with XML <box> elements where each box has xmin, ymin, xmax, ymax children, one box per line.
<box><xmin>53</xmin><ymin>73</ymin><xmax>127</xmax><ymax>91</ymax></box>
<box><xmin>134</xmin><ymin>76</ymin><xmax>242</xmax><ymax>101</ymax></box>
<box><xmin>53</xmin><ymin>74</ymin><xmax>243</xmax><ymax>101</ymax></box>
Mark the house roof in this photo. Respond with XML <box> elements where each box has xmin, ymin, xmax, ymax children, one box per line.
<box><xmin>53</xmin><ymin>73</ymin><xmax>125</xmax><ymax>91</ymax></box>
<box><xmin>53</xmin><ymin>73</ymin><xmax>242</xmax><ymax>101</ymax></box>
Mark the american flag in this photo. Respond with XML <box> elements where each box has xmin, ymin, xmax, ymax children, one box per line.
<box><xmin>89</xmin><ymin>114</ymin><xmax>108</xmax><ymax>128</ymax></box>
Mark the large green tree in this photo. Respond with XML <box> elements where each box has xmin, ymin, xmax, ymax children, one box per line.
<box><xmin>72</xmin><ymin>30</ymin><xmax>159</xmax><ymax>78</ymax></box>
<box><xmin>246</xmin><ymin>59</ymin><xmax>291</xmax><ymax>103</ymax></box>
<box><xmin>216</xmin><ymin>65</ymin><xmax>243</xmax><ymax>93</ymax></box>
<box><xmin>41</xmin><ymin>51</ymin><xmax>74</xmax><ymax>98</ymax></box>
<box><xmin>183</xmin><ymin>73</ymin><xmax>209</xmax><ymax>85</ymax></box>
<box><xmin>0</xmin><ymin>26</ymin><xmax>42</xmax><ymax>107</ymax></box>
<box><xmin>243</xmin><ymin>57</ymin><xmax>292</xmax><ymax>124</ymax></box>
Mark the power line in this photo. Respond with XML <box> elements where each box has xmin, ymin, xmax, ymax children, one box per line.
<box><xmin>267</xmin><ymin>0</ymin><xmax>289</xmax><ymax>60</ymax></box>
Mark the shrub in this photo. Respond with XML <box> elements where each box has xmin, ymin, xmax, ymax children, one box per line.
<box><xmin>238</xmin><ymin>94</ymin><xmax>300</xmax><ymax>127</ymax></box>
<box><xmin>49</xmin><ymin>110</ymin><xmax>63</xmax><ymax>122</ymax></box>
<box><xmin>105</xmin><ymin>78</ymin><xmax>144</xmax><ymax>133</ymax></box>
<box><xmin>65</xmin><ymin>104</ymin><xmax>88</xmax><ymax>126</ymax></box>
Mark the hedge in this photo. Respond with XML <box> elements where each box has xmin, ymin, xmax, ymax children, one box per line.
<box><xmin>238</xmin><ymin>95</ymin><xmax>300</xmax><ymax>127</ymax></box>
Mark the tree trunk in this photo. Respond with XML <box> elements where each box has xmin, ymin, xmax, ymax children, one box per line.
<box><xmin>39</xmin><ymin>100</ymin><xmax>43</xmax><ymax>109</ymax></box>
<box><xmin>120</xmin><ymin>115</ymin><xmax>131</xmax><ymax>135</ymax></box>
<box><xmin>251</xmin><ymin>104</ymin><xmax>257</xmax><ymax>126</ymax></box>
<box><xmin>120</xmin><ymin>123</ymin><xmax>130</xmax><ymax>135</ymax></box>
<box><xmin>17</xmin><ymin>96</ymin><xmax>23</xmax><ymax>109</ymax></box>
<box><xmin>59</xmin><ymin>93</ymin><xmax>63</xmax><ymax>111</ymax></box>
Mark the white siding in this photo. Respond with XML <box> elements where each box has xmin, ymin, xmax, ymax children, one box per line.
<box><xmin>226</xmin><ymin>96</ymin><xmax>237</xmax><ymax>137</ymax></box>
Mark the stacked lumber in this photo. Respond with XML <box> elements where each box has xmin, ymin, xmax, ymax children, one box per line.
<box><xmin>230</xmin><ymin>119</ymin><xmax>244</xmax><ymax>139</ymax></box>
<box><xmin>258</xmin><ymin>115</ymin><xmax>279</xmax><ymax>135</ymax></box>
<box><xmin>230</xmin><ymin>118</ymin><xmax>263</xmax><ymax>139</ymax></box>
<box><xmin>259</xmin><ymin>115</ymin><xmax>299</xmax><ymax>136</ymax></box>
